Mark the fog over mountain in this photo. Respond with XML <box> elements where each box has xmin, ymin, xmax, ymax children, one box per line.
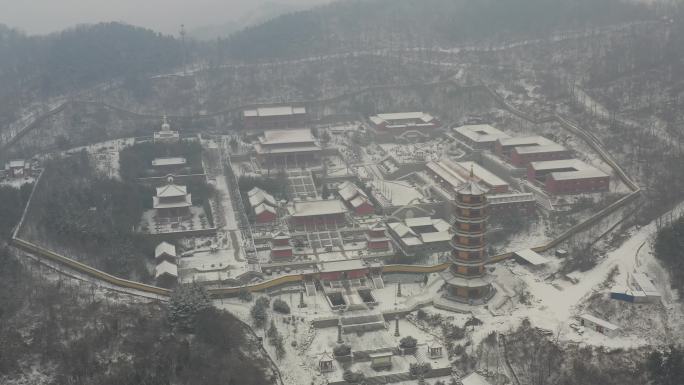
<box><xmin>0</xmin><ymin>0</ymin><xmax>332</xmax><ymax>35</ymax></box>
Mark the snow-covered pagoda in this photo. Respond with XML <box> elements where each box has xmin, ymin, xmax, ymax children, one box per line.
<box><xmin>439</xmin><ymin>175</ymin><xmax>495</xmax><ymax>304</ymax></box>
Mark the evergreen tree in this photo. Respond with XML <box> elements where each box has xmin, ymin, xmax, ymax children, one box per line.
<box><xmin>647</xmin><ymin>346</ymin><xmax>684</xmax><ymax>385</ymax></box>
<box><xmin>167</xmin><ymin>283</ymin><xmax>212</xmax><ymax>332</ymax></box>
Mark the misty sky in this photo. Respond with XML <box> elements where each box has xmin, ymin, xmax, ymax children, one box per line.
<box><xmin>0</xmin><ymin>0</ymin><xmax>331</xmax><ymax>35</ymax></box>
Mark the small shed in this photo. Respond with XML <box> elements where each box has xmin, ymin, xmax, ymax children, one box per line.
<box><xmin>427</xmin><ymin>340</ymin><xmax>443</xmax><ymax>359</ymax></box>
<box><xmin>629</xmin><ymin>273</ymin><xmax>661</xmax><ymax>302</ymax></box>
<box><xmin>318</xmin><ymin>351</ymin><xmax>335</xmax><ymax>373</ymax></box>
<box><xmin>579</xmin><ymin>314</ymin><xmax>619</xmax><ymax>337</ymax></box>
<box><xmin>155</xmin><ymin>242</ymin><xmax>177</xmax><ymax>263</ymax></box>
<box><xmin>513</xmin><ymin>249</ymin><xmax>549</xmax><ymax>266</ymax></box>
<box><xmin>5</xmin><ymin>159</ymin><xmax>29</xmax><ymax>178</ymax></box>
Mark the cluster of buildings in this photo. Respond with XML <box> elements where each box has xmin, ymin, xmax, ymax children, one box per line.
<box><xmin>425</xmin><ymin>158</ymin><xmax>536</xmax><ymax>215</ymax></box>
<box><xmin>226</xmin><ymin>105</ymin><xmax>616</xmax><ymax>310</ymax></box>
<box><xmin>2</xmin><ymin>159</ymin><xmax>36</xmax><ymax>181</ymax></box>
<box><xmin>368</xmin><ymin>112</ymin><xmax>442</xmax><ymax>142</ymax></box>
<box><xmin>455</xmin><ymin>124</ymin><xmax>610</xmax><ymax>195</ymax></box>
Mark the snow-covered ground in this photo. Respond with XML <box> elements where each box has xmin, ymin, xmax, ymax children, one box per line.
<box><xmin>369</xmin><ymin>179</ymin><xmax>426</xmax><ymax>206</ymax></box>
<box><xmin>471</xmin><ymin>198</ymin><xmax>684</xmax><ymax>349</ymax></box>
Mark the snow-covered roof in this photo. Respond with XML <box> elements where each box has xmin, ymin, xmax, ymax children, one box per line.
<box><xmin>427</xmin><ymin>161</ymin><xmax>467</xmax><ymax>189</ymax></box>
<box><xmin>337</xmin><ymin>181</ymin><xmax>365</xmax><ymax>201</ymax></box>
<box><xmin>431</xmin><ymin>218</ymin><xmax>451</xmax><ymax>232</ymax></box>
<box><xmin>156</xmin><ymin>183</ymin><xmax>188</xmax><ymax>198</ymax></box>
<box><xmin>255</xmin><ymin>203</ymin><xmax>276</xmax><ymax>215</ymax></box>
<box><xmin>271</xmin><ymin>230</ymin><xmax>290</xmax><ymax>239</ymax></box>
<box><xmin>388</xmin><ymin>222</ymin><xmax>417</xmax><ymax>238</ymax></box>
<box><xmin>248</xmin><ymin>187</ymin><xmax>276</xmax><ymax>207</ymax></box>
<box><xmin>259</xmin><ymin>128</ymin><xmax>316</xmax><ymax>145</ymax></box>
<box><xmin>630</xmin><ymin>273</ymin><xmax>659</xmax><ymax>295</ymax></box>
<box><xmin>513</xmin><ymin>143</ymin><xmax>567</xmax><ymax>155</ymax></box>
<box><xmin>7</xmin><ymin>160</ymin><xmax>26</xmax><ymax>168</ymax></box>
<box><xmin>420</xmin><ymin>231</ymin><xmax>451</xmax><ymax>243</ymax></box>
<box><xmin>153</xmin><ymin>194</ymin><xmax>192</xmax><ymax>209</ymax></box>
<box><xmin>487</xmin><ymin>193</ymin><xmax>535</xmax><ymax>205</ymax></box>
<box><xmin>428</xmin><ymin>159</ymin><xmax>508</xmax><ymax>191</ymax></box>
<box><xmin>580</xmin><ymin>314</ymin><xmax>619</xmax><ymax>331</ymax></box>
<box><xmin>369</xmin><ymin>116</ymin><xmax>385</xmax><ymax>125</ymax></box>
<box><xmin>152</xmin><ymin>157</ymin><xmax>187</xmax><ymax>167</ymax></box>
<box><xmin>290</xmin><ymin>199</ymin><xmax>348</xmax><ymax>217</ymax></box>
<box><xmin>255</xmin><ymin>144</ymin><xmax>321</xmax><ymax>154</ymax></box>
<box><xmin>461</xmin><ymin>372</ymin><xmax>493</xmax><ymax>385</ymax></box>
<box><xmin>243</xmin><ymin>106</ymin><xmax>306</xmax><ymax>118</ymax></box>
<box><xmin>154</xmin><ymin>131</ymin><xmax>179</xmax><ymax>141</ymax></box>
<box><xmin>318</xmin><ymin>259</ymin><xmax>366</xmax><ymax>272</ymax></box>
<box><xmin>369</xmin><ymin>221</ymin><xmax>385</xmax><ymax>231</ymax></box>
<box><xmin>374</xmin><ymin>112</ymin><xmax>434</xmax><ymax>122</ymax></box>
<box><xmin>529</xmin><ymin>159</ymin><xmax>609</xmax><ymax>180</ymax></box>
<box><xmin>498</xmin><ymin>135</ymin><xmax>557</xmax><ymax>148</ymax></box>
<box><xmin>370</xmin><ymin>112</ymin><xmax>438</xmax><ymax>129</ymax></box>
<box><xmin>402</xmin><ymin>236</ymin><xmax>423</xmax><ymax>246</ymax></box>
<box><xmin>155</xmin><ymin>242</ymin><xmax>176</xmax><ymax>259</ymax></box>
<box><xmin>457</xmin><ymin>180</ymin><xmax>489</xmax><ymax>196</ymax></box>
<box><xmin>349</xmin><ymin>196</ymin><xmax>370</xmax><ymax>208</ymax></box>
<box><xmin>514</xmin><ymin>249</ymin><xmax>549</xmax><ymax>265</ymax></box>
<box><xmin>443</xmin><ymin>274</ymin><xmax>492</xmax><ymax>288</ymax></box>
<box><xmin>457</xmin><ymin>161</ymin><xmax>508</xmax><ymax>189</ymax></box>
<box><xmin>454</xmin><ymin>124</ymin><xmax>510</xmax><ymax>143</ymax></box>
<box><xmin>405</xmin><ymin>217</ymin><xmax>433</xmax><ymax>228</ymax></box>
<box><xmin>155</xmin><ymin>261</ymin><xmax>178</xmax><ymax>279</ymax></box>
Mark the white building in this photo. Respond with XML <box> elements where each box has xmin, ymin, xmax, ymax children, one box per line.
<box><xmin>579</xmin><ymin>314</ymin><xmax>619</xmax><ymax>337</ymax></box>
<box><xmin>154</xmin><ymin>116</ymin><xmax>180</xmax><ymax>144</ymax></box>
<box><xmin>453</xmin><ymin>124</ymin><xmax>510</xmax><ymax>150</ymax></box>
<box><xmin>629</xmin><ymin>272</ymin><xmax>661</xmax><ymax>302</ymax></box>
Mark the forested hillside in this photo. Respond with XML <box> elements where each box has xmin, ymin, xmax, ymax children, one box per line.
<box><xmin>0</xmin><ymin>183</ymin><xmax>277</xmax><ymax>385</ymax></box>
<box><xmin>0</xmin><ymin>22</ymin><xmax>184</xmax><ymax>128</ymax></box>
<box><xmin>224</xmin><ymin>0</ymin><xmax>654</xmax><ymax>61</ymax></box>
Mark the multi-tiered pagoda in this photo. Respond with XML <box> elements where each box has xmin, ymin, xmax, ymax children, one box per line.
<box><xmin>441</xmin><ymin>177</ymin><xmax>494</xmax><ymax>304</ymax></box>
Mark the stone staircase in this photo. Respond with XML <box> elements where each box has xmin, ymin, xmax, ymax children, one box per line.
<box><xmin>372</xmin><ymin>275</ymin><xmax>385</xmax><ymax>289</ymax></box>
